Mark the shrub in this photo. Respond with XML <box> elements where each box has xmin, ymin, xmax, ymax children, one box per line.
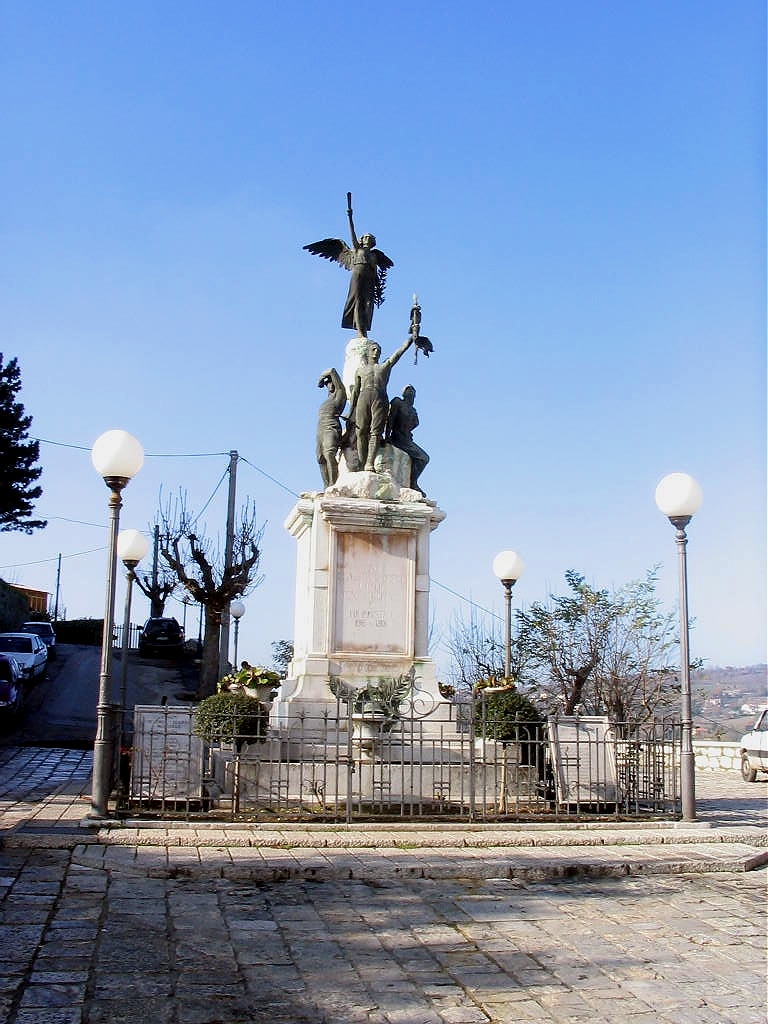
<box><xmin>474</xmin><ymin>682</ymin><xmax>542</xmax><ymax>743</ymax></box>
<box><xmin>193</xmin><ymin>692</ymin><xmax>269</xmax><ymax>749</ymax></box>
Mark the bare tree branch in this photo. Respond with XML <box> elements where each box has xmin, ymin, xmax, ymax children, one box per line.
<box><xmin>157</xmin><ymin>490</ymin><xmax>264</xmax><ymax>696</ymax></box>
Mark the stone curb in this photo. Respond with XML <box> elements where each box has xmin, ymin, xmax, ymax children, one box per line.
<box><xmin>56</xmin><ymin>840</ymin><xmax>768</xmax><ymax>882</ymax></box>
<box><xmin>4</xmin><ymin>822</ymin><xmax>766</xmax><ymax>881</ymax></box>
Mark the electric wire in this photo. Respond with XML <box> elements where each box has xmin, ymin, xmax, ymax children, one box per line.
<box><xmin>25</xmin><ymin>437</ymin><xmax>484</xmax><ymax>617</ymax></box>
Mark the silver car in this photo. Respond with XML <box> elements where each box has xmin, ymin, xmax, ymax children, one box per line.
<box><xmin>0</xmin><ymin>633</ymin><xmax>48</xmax><ymax>681</ymax></box>
<box><xmin>739</xmin><ymin>707</ymin><xmax>768</xmax><ymax>782</ymax></box>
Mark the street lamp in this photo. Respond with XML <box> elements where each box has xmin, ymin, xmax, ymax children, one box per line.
<box><xmin>655</xmin><ymin>471</ymin><xmax>703</xmax><ymax>822</ymax></box>
<box><xmin>116</xmin><ymin>528</ymin><xmax>150</xmax><ymax>775</ymax></box>
<box><xmin>492</xmin><ymin>550</ymin><xmax>525</xmax><ymax>681</ymax></box>
<box><xmin>231</xmin><ymin>600</ymin><xmax>245</xmax><ymax>670</ymax></box>
<box><xmin>89</xmin><ymin>430</ymin><xmax>144</xmax><ymax>819</ymax></box>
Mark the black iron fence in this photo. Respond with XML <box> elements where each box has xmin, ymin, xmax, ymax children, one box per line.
<box><xmin>112</xmin><ymin>623</ymin><xmax>142</xmax><ymax>650</ymax></box>
<box><xmin>124</xmin><ymin>702</ymin><xmax>682</xmax><ymax>822</ymax></box>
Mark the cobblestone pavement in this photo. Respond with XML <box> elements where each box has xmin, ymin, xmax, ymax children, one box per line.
<box><xmin>0</xmin><ymin>849</ymin><xmax>765</xmax><ymax>1024</ymax></box>
<box><xmin>0</xmin><ymin>750</ymin><xmax>766</xmax><ymax>1023</ymax></box>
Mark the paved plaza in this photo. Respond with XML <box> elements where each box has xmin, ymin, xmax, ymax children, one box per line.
<box><xmin>0</xmin><ymin>850</ymin><xmax>765</xmax><ymax>1024</ymax></box>
<box><xmin>0</xmin><ymin>749</ymin><xmax>766</xmax><ymax>1023</ymax></box>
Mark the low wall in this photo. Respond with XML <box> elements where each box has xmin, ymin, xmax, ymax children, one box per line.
<box><xmin>693</xmin><ymin>740</ymin><xmax>742</xmax><ymax>772</ymax></box>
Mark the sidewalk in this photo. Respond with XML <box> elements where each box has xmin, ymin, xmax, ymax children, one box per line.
<box><xmin>1</xmin><ymin>746</ymin><xmax>766</xmax><ymax>881</ymax></box>
<box><xmin>0</xmin><ymin>748</ymin><xmax>766</xmax><ymax>1023</ymax></box>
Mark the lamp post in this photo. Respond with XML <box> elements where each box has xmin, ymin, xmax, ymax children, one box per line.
<box><xmin>230</xmin><ymin>600</ymin><xmax>245</xmax><ymax>670</ymax></box>
<box><xmin>116</xmin><ymin>528</ymin><xmax>150</xmax><ymax>774</ymax></box>
<box><xmin>655</xmin><ymin>472</ymin><xmax>703</xmax><ymax>822</ymax></box>
<box><xmin>89</xmin><ymin>430</ymin><xmax>144</xmax><ymax>819</ymax></box>
<box><xmin>492</xmin><ymin>550</ymin><xmax>525</xmax><ymax>681</ymax></box>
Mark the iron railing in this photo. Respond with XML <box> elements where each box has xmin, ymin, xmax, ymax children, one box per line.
<box><xmin>112</xmin><ymin>623</ymin><xmax>142</xmax><ymax>650</ymax></box>
<box><xmin>124</xmin><ymin>702</ymin><xmax>683</xmax><ymax>822</ymax></box>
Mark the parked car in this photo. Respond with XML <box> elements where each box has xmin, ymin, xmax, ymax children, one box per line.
<box><xmin>22</xmin><ymin>621</ymin><xmax>56</xmax><ymax>658</ymax></box>
<box><xmin>0</xmin><ymin>654</ymin><xmax>22</xmax><ymax>716</ymax></box>
<box><xmin>0</xmin><ymin>633</ymin><xmax>48</xmax><ymax>681</ymax></box>
<box><xmin>138</xmin><ymin>617</ymin><xmax>185</xmax><ymax>658</ymax></box>
<box><xmin>739</xmin><ymin>707</ymin><xmax>768</xmax><ymax>782</ymax></box>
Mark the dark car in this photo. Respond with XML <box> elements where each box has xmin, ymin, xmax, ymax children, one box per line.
<box><xmin>22</xmin><ymin>621</ymin><xmax>56</xmax><ymax>659</ymax></box>
<box><xmin>0</xmin><ymin>655</ymin><xmax>22</xmax><ymax>716</ymax></box>
<box><xmin>138</xmin><ymin>617</ymin><xmax>185</xmax><ymax>658</ymax></box>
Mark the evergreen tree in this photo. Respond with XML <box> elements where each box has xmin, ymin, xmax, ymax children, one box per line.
<box><xmin>0</xmin><ymin>354</ymin><xmax>46</xmax><ymax>533</ymax></box>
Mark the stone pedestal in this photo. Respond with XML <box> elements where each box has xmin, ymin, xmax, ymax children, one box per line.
<box><xmin>271</xmin><ymin>476</ymin><xmax>446</xmax><ymax>736</ymax></box>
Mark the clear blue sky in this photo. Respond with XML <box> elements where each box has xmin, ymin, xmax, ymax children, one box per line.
<box><xmin>1</xmin><ymin>2</ymin><xmax>765</xmax><ymax>673</ymax></box>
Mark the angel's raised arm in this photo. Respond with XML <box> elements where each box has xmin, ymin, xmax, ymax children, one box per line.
<box><xmin>346</xmin><ymin>192</ymin><xmax>359</xmax><ymax>249</ymax></box>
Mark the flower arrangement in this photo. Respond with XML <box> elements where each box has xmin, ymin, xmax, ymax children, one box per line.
<box><xmin>217</xmin><ymin>663</ymin><xmax>281</xmax><ymax>698</ymax></box>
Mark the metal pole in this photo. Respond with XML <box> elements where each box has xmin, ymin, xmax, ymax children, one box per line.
<box><xmin>502</xmin><ymin>580</ymin><xmax>513</xmax><ymax>681</ymax></box>
<box><xmin>118</xmin><ymin>560</ymin><xmax>138</xmax><ymax>752</ymax></box>
<box><xmin>152</xmin><ymin>525</ymin><xmax>159</xmax><ymax>607</ymax></box>
<box><xmin>672</xmin><ymin>516</ymin><xmax>696</xmax><ymax>821</ymax></box>
<box><xmin>233</xmin><ymin>616</ymin><xmax>240</xmax><ymax>671</ymax></box>
<box><xmin>218</xmin><ymin>450</ymin><xmax>238</xmax><ymax>680</ymax></box>
<box><xmin>90</xmin><ymin>479</ymin><xmax>127</xmax><ymax>819</ymax></box>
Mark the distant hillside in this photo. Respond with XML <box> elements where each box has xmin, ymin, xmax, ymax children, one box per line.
<box><xmin>693</xmin><ymin>664</ymin><xmax>766</xmax><ymax>694</ymax></box>
<box><xmin>691</xmin><ymin>664</ymin><xmax>766</xmax><ymax>740</ymax></box>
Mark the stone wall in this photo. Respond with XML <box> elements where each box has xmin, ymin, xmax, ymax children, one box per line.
<box><xmin>693</xmin><ymin>740</ymin><xmax>742</xmax><ymax>772</ymax></box>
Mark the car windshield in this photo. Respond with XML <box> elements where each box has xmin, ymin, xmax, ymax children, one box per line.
<box><xmin>24</xmin><ymin>624</ymin><xmax>51</xmax><ymax>637</ymax></box>
<box><xmin>0</xmin><ymin>637</ymin><xmax>32</xmax><ymax>653</ymax></box>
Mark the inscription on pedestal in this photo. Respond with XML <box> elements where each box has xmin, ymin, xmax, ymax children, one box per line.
<box><xmin>333</xmin><ymin>531</ymin><xmax>411</xmax><ymax>654</ymax></box>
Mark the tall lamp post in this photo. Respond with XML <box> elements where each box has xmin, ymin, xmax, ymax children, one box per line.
<box><xmin>492</xmin><ymin>550</ymin><xmax>525</xmax><ymax>681</ymax></box>
<box><xmin>655</xmin><ymin>472</ymin><xmax>703</xmax><ymax>822</ymax></box>
<box><xmin>116</xmin><ymin>528</ymin><xmax>150</xmax><ymax>766</ymax></box>
<box><xmin>230</xmin><ymin>600</ymin><xmax>245</xmax><ymax>670</ymax></box>
<box><xmin>90</xmin><ymin>430</ymin><xmax>144</xmax><ymax>819</ymax></box>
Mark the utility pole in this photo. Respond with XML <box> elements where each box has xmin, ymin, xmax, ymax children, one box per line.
<box><xmin>152</xmin><ymin>524</ymin><xmax>159</xmax><ymax>594</ymax></box>
<box><xmin>218</xmin><ymin>450</ymin><xmax>238</xmax><ymax>680</ymax></box>
<box><xmin>53</xmin><ymin>553</ymin><xmax>62</xmax><ymax>623</ymax></box>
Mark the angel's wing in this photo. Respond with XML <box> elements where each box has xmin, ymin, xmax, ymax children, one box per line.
<box><xmin>303</xmin><ymin>237</ymin><xmax>352</xmax><ymax>269</ymax></box>
<box><xmin>372</xmin><ymin>248</ymin><xmax>393</xmax><ymax>306</ymax></box>
<box><xmin>372</xmin><ymin>249</ymin><xmax>393</xmax><ymax>272</ymax></box>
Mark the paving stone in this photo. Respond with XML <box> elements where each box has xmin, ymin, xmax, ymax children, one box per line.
<box><xmin>0</xmin><ymin>754</ymin><xmax>766</xmax><ymax>1022</ymax></box>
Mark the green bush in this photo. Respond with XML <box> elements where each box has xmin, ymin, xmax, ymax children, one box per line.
<box><xmin>193</xmin><ymin>692</ymin><xmax>269</xmax><ymax>749</ymax></box>
<box><xmin>474</xmin><ymin>683</ymin><xmax>542</xmax><ymax>743</ymax></box>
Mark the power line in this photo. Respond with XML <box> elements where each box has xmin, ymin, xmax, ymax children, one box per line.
<box><xmin>430</xmin><ymin>577</ymin><xmax>501</xmax><ymax>620</ymax></box>
<box><xmin>44</xmin><ymin>516</ymin><xmax>108</xmax><ymax>530</ymax></box>
<box><xmin>0</xmin><ymin>546</ymin><xmax>106</xmax><ymax>570</ymax></box>
<box><xmin>239</xmin><ymin>457</ymin><xmax>301</xmax><ymax>498</ymax></box>
<box><xmin>191</xmin><ymin>465</ymin><xmax>231</xmax><ymax>526</ymax></box>
<box><xmin>36</xmin><ymin>437</ymin><xmax>231</xmax><ymax>459</ymax></box>
<box><xmin>30</xmin><ymin>438</ymin><xmax>487</xmax><ymax>619</ymax></box>
<box><xmin>35</xmin><ymin>437</ymin><xmax>302</xmax><ymax>495</ymax></box>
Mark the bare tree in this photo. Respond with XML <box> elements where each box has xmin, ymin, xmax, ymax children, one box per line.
<box><xmin>446</xmin><ymin>604</ymin><xmax>531</xmax><ymax>694</ymax></box>
<box><xmin>159</xmin><ymin>493</ymin><xmax>263</xmax><ymax>697</ymax></box>
<box><xmin>132</xmin><ymin>526</ymin><xmax>178</xmax><ymax>618</ymax></box>
<box><xmin>134</xmin><ymin>567</ymin><xmax>178</xmax><ymax>618</ymax></box>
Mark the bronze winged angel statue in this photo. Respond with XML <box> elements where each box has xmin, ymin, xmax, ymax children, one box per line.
<box><xmin>304</xmin><ymin>193</ymin><xmax>393</xmax><ymax>338</ymax></box>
